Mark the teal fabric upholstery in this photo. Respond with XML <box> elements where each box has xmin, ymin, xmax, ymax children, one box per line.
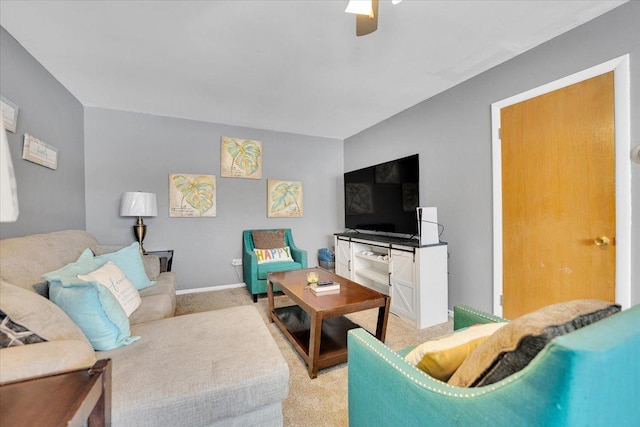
<box><xmin>242</xmin><ymin>229</ymin><xmax>307</xmax><ymax>302</ymax></box>
<box><xmin>348</xmin><ymin>304</ymin><xmax>640</xmax><ymax>427</ymax></box>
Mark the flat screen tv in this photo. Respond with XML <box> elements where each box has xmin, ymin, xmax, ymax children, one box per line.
<box><xmin>344</xmin><ymin>154</ymin><xmax>419</xmax><ymax>236</ymax></box>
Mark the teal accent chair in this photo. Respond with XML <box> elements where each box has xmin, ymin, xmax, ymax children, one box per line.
<box><xmin>348</xmin><ymin>304</ymin><xmax>640</xmax><ymax>427</ymax></box>
<box><xmin>242</xmin><ymin>229</ymin><xmax>307</xmax><ymax>302</ymax></box>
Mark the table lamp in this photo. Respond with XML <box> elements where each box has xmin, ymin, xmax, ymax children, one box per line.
<box><xmin>120</xmin><ymin>191</ymin><xmax>157</xmax><ymax>253</ymax></box>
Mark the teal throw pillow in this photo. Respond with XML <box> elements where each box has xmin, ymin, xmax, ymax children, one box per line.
<box><xmin>48</xmin><ymin>278</ymin><xmax>140</xmax><ymax>351</ymax></box>
<box><xmin>95</xmin><ymin>242</ymin><xmax>155</xmax><ymax>290</ymax></box>
<box><xmin>41</xmin><ymin>248</ymin><xmax>99</xmax><ymax>283</ymax></box>
<box><xmin>42</xmin><ymin>247</ymin><xmax>141</xmax><ymax>351</ymax></box>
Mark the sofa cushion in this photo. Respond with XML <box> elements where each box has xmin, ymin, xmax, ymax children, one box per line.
<box><xmin>129</xmin><ymin>294</ymin><xmax>174</xmax><ymax>325</ymax></box>
<box><xmin>252</xmin><ymin>229</ymin><xmax>285</xmax><ymax>249</ymax></box>
<box><xmin>0</xmin><ymin>230</ymin><xmax>99</xmax><ymax>293</ymax></box>
<box><xmin>0</xmin><ymin>280</ymin><xmax>96</xmax><ymax>384</ymax></box>
<box><xmin>78</xmin><ymin>262</ymin><xmax>142</xmax><ymax>317</ymax></box>
<box><xmin>254</xmin><ymin>246</ymin><xmax>294</xmax><ymax>264</ymax></box>
<box><xmin>98</xmin><ymin>306</ymin><xmax>289</xmax><ymax>427</ymax></box>
<box><xmin>257</xmin><ymin>261</ymin><xmax>303</xmax><ymax>280</ymax></box>
<box><xmin>0</xmin><ymin>280</ymin><xmax>90</xmax><ymax>345</ymax></box>
<box><xmin>41</xmin><ymin>248</ymin><xmax>99</xmax><ymax>284</ymax></box>
<box><xmin>404</xmin><ymin>322</ymin><xmax>507</xmax><ymax>381</ymax></box>
<box><xmin>448</xmin><ymin>299</ymin><xmax>621</xmax><ymax>387</ymax></box>
<box><xmin>94</xmin><ymin>242</ymin><xmax>155</xmax><ymax>290</ymax></box>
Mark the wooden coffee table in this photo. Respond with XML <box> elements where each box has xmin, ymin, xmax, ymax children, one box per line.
<box><xmin>268</xmin><ymin>268</ymin><xmax>390</xmax><ymax>378</ymax></box>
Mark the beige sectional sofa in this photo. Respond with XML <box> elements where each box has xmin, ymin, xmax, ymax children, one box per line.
<box><xmin>0</xmin><ymin>230</ymin><xmax>289</xmax><ymax>426</ymax></box>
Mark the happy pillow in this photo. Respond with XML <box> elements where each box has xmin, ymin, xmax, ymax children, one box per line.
<box><xmin>254</xmin><ymin>246</ymin><xmax>294</xmax><ymax>264</ymax></box>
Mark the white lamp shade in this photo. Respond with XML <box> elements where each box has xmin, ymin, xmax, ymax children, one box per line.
<box><xmin>120</xmin><ymin>192</ymin><xmax>157</xmax><ymax>217</ymax></box>
<box><xmin>345</xmin><ymin>0</ymin><xmax>373</xmax><ymax>16</ymax></box>
<box><xmin>0</xmin><ymin>117</ymin><xmax>19</xmax><ymax>223</ymax></box>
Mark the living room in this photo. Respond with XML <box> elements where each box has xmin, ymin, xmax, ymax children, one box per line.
<box><xmin>1</xmin><ymin>1</ymin><xmax>639</xmax><ymax>425</ymax></box>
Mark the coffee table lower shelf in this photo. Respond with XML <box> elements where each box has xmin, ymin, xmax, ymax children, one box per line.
<box><xmin>272</xmin><ymin>305</ymin><xmax>362</xmax><ymax>372</ymax></box>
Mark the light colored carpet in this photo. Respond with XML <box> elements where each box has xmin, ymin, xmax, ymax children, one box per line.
<box><xmin>176</xmin><ymin>287</ymin><xmax>453</xmax><ymax>426</ymax></box>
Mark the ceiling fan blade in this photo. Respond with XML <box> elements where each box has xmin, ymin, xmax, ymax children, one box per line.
<box><xmin>356</xmin><ymin>0</ymin><xmax>378</xmax><ymax>36</ymax></box>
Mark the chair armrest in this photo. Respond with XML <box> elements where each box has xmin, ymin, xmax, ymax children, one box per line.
<box><xmin>453</xmin><ymin>305</ymin><xmax>508</xmax><ymax>331</ymax></box>
<box><xmin>348</xmin><ymin>328</ymin><xmax>562</xmax><ymax>427</ymax></box>
<box><xmin>289</xmin><ymin>244</ymin><xmax>307</xmax><ymax>267</ymax></box>
<box><xmin>242</xmin><ymin>246</ymin><xmax>258</xmax><ymax>285</ymax></box>
<box><xmin>348</xmin><ymin>328</ymin><xmax>503</xmax><ymax>426</ymax></box>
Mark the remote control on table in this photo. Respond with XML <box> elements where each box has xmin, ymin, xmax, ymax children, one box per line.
<box><xmin>316</xmin><ymin>280</ymin><xmax>334</xmax><ymax>286</ymax></box>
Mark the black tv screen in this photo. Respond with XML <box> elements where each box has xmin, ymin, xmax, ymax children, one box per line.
<box><xmin>344</xmin><ymin>154</ymin><xmax>419</xmax><ymax>236</ymax></box>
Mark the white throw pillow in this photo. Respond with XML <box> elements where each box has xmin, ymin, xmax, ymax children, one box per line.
<box><xmin>78</xmin><ymin>262</ymin><xmax>142</xmax><ymax>317</ymax></box>
<box><xmin>253</xmin><ymin>246</ymin><xmax>295</xmax><ymax>264</ymax></box>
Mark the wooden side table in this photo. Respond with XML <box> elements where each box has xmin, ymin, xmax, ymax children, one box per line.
<box><xmin>0</xmin><ymin>359</ymin><xmax>112</xmax><ymax>427</ymax></box>
<box><xmin>146</xmin><ymin>250</ymin><xmax>174</xmax><ymax>272</ymax></box>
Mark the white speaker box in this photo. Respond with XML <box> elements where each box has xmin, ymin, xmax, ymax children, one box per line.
<box><xmin>416</xmin><ymin>207</ymin><xmax>439</xmax><ymax>246</ymax></box>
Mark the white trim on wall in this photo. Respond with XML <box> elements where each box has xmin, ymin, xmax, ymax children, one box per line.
<box><xmin>176</xmin><ymin>282</ymin><xmax>246</xmax><ymax>295</ymax></box>
<box><xmin>491</xmin><ymin>54</ymin><xmax>631</xmax><ymax>316</ymax></box>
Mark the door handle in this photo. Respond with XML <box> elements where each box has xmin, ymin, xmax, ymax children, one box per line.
<box><xmin>594</xmin><ymin>236</ymin><xmax>611</xmax><ymax>247</ymax></box>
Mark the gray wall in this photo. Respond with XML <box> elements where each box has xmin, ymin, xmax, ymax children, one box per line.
<box><xmin>344</xmin><ymin>2</ymin><xmax>640</xmax><ymax>312</ymax></box>
<box><xmin>84</xmin><ymin>108</ymin><xmax>343</xmax><ymax>290</ymax></box>
<box><xmin>0</xmin><ymin>27</ymin><xmax>85</xmax><ymax>238</ymax></box>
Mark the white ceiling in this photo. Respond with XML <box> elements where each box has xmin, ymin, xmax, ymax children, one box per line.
<box><xmin>0</xmin><ymin>1</ymin><xmax>626</xmax><ymax>139</ymax></box>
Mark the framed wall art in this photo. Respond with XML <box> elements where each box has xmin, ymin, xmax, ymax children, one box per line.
<box><xmin>267</xmin><ymin>179</ymin><xmax>303</xmax><ymax>218</ymax></box>
<box><xmin>0</xmin><ymin>96</ymin><xmax>19</xmax><ymax>133</ymax></box>
<box><xmin>169</xmin><ymin>173</ymin><xmax>216</xmax><ymax>217</ymax></box>
<box><xmin>220</xmin><ymin>136</ymin><xmax>262</xmax><ymax>179</ymax></box>
<box><xmin>22</xmin><ymin>133</ymin><xmax>58</xmax><ymax>170</ymax></box>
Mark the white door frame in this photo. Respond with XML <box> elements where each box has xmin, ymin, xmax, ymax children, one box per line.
<box><xmin>491</xmin><ymin>55</ymin><xmax>631</xmax><ymax>317</ymax></box>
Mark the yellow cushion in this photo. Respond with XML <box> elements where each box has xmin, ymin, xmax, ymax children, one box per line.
<box><xmin>404</xmin><ymin>322</ymin><xmax>507</xmax><ymax>381</ymax></box>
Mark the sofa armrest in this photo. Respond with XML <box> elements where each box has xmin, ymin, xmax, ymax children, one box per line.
<box><xmin>0</xmin><ymin>340</ymin><xmax>97</xmax><ymax>385</ymax></box>
<box><xmin>142</xmin><ymin>254</ymin><xmax>161</xmax><ymax>280</ymax></box>
<box><xmin>453</xmin><ymin>305</ymin><xmax>508</xmax><ymax>331</ymax></box>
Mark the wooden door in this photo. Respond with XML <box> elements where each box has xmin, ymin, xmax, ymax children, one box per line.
<box><xmin>501</xmin><ymin>72</ymin><xmax>616</xmax><ymax>319</ymax></box>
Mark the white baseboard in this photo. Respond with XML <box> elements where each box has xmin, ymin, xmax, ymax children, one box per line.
<box><xmin>176</xmin><ymin>282</ymin><xmax>246</xmax><ymax>295</ymax></box>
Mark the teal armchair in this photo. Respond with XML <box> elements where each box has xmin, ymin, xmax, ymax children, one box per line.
<box><xmin>348</xmin><ymin>304</ymin><xmax>640</xmax><ymax>427</ymax></box>
<box><xmin>242</xmin><ymin>229</ymin><xmax>307</xmax><ymax>302</ymax></box>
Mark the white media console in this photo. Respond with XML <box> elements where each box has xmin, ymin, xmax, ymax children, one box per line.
<box><xmin>334</xmin><ymin>232</ymin><xmax>448</xmax><ymax>329</ymax></box>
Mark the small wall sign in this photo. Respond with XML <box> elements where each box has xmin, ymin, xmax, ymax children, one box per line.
<box><xmin>22</xmin><ymin>134</ymin><xmax>58</xmax><ymax>170</ymax></box>
<box><xmin>0</xmin><ymin>96</ymin><xmax>19</xmax><ymax>133</ymax></box>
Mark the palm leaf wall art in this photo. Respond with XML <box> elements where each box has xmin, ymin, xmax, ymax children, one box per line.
<box><xmin>169</xmin><ymin>173</ymin><xmax>216</xmax><ymax>217</ymax></box>
<box><xmin>267</xmin><ymin>179</ymin><xmax>303</xmax><ymax>218</ymax></box>
<box><xmin>220</xmin><ymin>136</ymin><xmax>262</xmax><ymax>179</ymax></box>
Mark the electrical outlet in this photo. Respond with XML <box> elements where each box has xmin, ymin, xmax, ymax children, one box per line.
<box><xmin>231</xmin><ymin>259</ymin><xmax>242</xmax><ymax>266</ymax></box>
